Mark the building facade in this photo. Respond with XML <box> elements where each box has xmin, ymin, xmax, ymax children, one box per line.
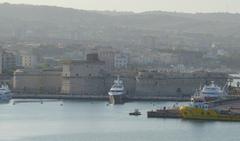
<box><xmin>114</xmin><ymin>53</ymin><xmax>129</xmax><ymax>69</ymax></box>
<box><xmin>98</xmin><ymin>50</ymin><xmax>115</xmax><ymax>73</ymax></box>
<box><xmin>0</xmin><ymin>47</ymin><xmax>16</xmax><ymax>74</ymax></box>
<box><xmin>21</xmin><ymin>54</ymin><xmax>38</xmax><ymax>68</ymax></box>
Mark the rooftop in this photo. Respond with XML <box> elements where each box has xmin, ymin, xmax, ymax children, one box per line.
<box><xmin>62</xmin><ymin>60</ymin><xmax>105</xmax><ymax>65</ymax></box>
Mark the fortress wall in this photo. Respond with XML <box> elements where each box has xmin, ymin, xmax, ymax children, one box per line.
<box><xmin>62</xmin><ymin>75</ymin><xmax>136</xmax><ymax>96</ymax></box>
<box><xmin>14</xmin><ymin>60</ymin><xmax>229</xmax><ymax>98</ymax></box>
<box><xmin>136</xmin><ymin>75</ymin><xmax>227</xmax><ymax>97</ymax></box>
<box><xmin>61</xmin><ymin>77</ymin><xmax>71</xmax><ymax>94</ymax></box>
<box><xmin>13</xmin><ymin>70</ymin><xmax>62</xmax><ymax>93</ymax></box>
<box><xmin>62</xmin><ymin>77</ymin><xmax>106</xmax><ymax>95</ymax></box>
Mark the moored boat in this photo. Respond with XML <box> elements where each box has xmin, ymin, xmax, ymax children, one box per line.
<box><xmin>129</xmin><ymin>109</ymin><xmax>141</xmax><ymax>116</ymax></box>
<box><xmin>108</xmin><ymin>76</ymin><xmax>125</xmax><ymax>104</ymax></box>
<box><xmin>191</xmin><ymin>81</ymin><xmax>226</xmax><ymax>102</ymax></box>
<box><xmin>0</xmin><ymin>84</ymin><xmax>12</xmax><ymax>103</ymax></box>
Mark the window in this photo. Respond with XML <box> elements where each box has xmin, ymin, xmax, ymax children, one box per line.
<box><xmin>176</xmin><ymin>88</ymin><xmax>182</xmax><ymax>93</ymax></box>
<box><xmin>110</xmin><ymin>90</ymin><xmax>123</xmax><ymax>92</ymax></box>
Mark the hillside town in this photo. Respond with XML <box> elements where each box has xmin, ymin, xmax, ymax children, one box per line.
<box><xmin>0</xmin><ymin>43</ymin><xmax>236</xmax><ymax>100</ymax></box>
<box><xmin>0</xmin><ymin>4</ymin><xmax>240</xmax><ymax>99</ymax></box>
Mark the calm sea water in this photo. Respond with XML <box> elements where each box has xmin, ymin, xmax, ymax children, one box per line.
<box><xmin>0</xmin><ymin>99</ymin><xmax>240</xmax><ymax>141</ymax></box>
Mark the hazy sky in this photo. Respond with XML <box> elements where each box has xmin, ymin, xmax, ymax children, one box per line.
<box><xmin>2</xmin><ymin>0</ymin><xmax>240</xmax><ymax>13</ymax></box>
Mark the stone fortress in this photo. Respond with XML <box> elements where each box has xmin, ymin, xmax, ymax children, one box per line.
<box><xmin>61</xmin><ymin>54</ymin><xmax>106</xmax><ymax>95</ymax></box>
<box><xmin>13</xmin><ymin>53</ymin><xmax>228</xmax><ymax>98</ymax></box>
<box><xmin>136</xmin><ymin>71</ymin><xmax>227</xmax><ymax>97</ymax></box>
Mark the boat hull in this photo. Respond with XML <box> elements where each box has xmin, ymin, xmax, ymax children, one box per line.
<box><xmin>129</xmin><ymin>113</ymin><xmax>141</xmax><ymax>116</ymax></box>
<box><xmin>0</xmin><ymin>96</ymin><xmax>12</xmax><ymax>103</ymax></box>
<box><xmin>109</xmin><ymin>94</ymin><xmax>124</xmax><ymax>104</ymax></box>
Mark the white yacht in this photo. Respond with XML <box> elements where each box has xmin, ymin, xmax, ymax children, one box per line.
<box><xmin>108</xmin><ymin>76</ymin><xmax>125</xmax><ymax>104</ymax></box>
<box><xmin>0</xmin><ymin>84</ymin><xmax>12</xmax><ymax>102</ymax></box>
<box><xmin>191</xmin><ymin>81</ymin><xmax>225</xmax><ymax>102</ymax></box>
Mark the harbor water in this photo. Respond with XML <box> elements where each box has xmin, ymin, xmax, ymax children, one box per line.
<box><xmin>0</xmin><ymin>100</ymin><xmax>240</xmax><ymax>141</ymax></box>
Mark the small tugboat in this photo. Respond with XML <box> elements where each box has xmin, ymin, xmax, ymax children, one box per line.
<box><xmin>0</xmin><ymin>84</ymin><xmax>12</xmax><ymax>103</ymax></box>
<box><xmin>129</xmin><ymin>109</ymin><xmax>141</xmax><ymax>116</ymax></box>
<box><xmin>108</xmin><ymin>76</ymin><xmax>125</xmax><ymax>104</ymax></box>
<box><xmin>191</xmin><ymin>81</ymin><xmax>226</xmax><ymax>102</ymax></box>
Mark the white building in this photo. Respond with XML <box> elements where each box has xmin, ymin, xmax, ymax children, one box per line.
<box><xmin>22</xmin><ymin>55</ymin><xmax>38</xmax><ymax>68</ymax></box>
<box><xmin>114</xmin><ymin>53</ymin><xmax>129</xmax><ymax>69</ymax></box>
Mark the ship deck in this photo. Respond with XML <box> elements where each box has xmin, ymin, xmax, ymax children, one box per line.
<box><xmin>212</xmin><ymin>99</ymin><xmax>240</xmax><ymax>114</ymax></box>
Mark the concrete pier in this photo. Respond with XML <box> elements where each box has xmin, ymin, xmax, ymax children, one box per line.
<box><xmin>147</xmin><ymin>109</ymin><xmax>182</xmax><ymax>118</ymax></box>
<box><xmin>12</xmin><ymin>94</ymin><xmax>109</xmax><ymax>101</ymax></box>
<box><xmin>147</xmin><ymin>99</ymin><xmax>240</xmax><ymax>119</ymax></box>
<box><xmin>12</xmin><ymin>93</ymin><xmax>190</xmax><ymax>101</ymax></box>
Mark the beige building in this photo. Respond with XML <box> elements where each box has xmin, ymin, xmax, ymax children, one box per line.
<box><xmin>13</xmin><ymin>69</ymin><xmax>62</xmax><ymax>93</ymax></box>
<box><xmin>61</xmin><ymin>53</ymin><xmax>107</xmax><ymax>95</ymax></box>
<box><xmin>0</xmin><ymin>47</ymin><xmax>16</xmax><ymax>74</ymax></box>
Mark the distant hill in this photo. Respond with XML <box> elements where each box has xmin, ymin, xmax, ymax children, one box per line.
<box><xmin>0</xmin><ymin>3</ymin><xmax>240</xmax><ymax>49</ymax></box>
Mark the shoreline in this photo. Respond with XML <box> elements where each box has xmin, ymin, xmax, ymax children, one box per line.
<box><xmin>12</xmin><ymin>94</ymin><xmax>190</xmax><ymax>102</ymax></box>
